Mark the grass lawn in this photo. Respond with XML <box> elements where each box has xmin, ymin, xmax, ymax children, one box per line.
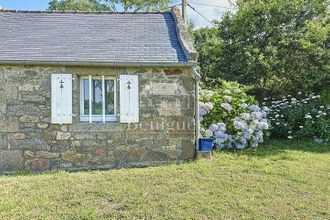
<box><xmin>0</xmin><ymin>140</ymin><xmax>329</xmax><ymax>219</ymax></box>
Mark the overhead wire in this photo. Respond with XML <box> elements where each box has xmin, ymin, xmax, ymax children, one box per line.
<box><xmin>189</xmin><ymin>1</ymin><xmax>236</xmax><ymax>10</ymax></box>
<box><xmin>168</xmin><ymin>1</ymin><xmax>235</xmax><ymax>26</ymax></box>
<box><xmin>187</xmin><ymin>3</ymin><xmax>215</xmax><ymax>26</ymax></box>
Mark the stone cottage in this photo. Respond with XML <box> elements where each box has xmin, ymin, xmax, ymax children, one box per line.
<box><xmin>0</xmin><ymin>7</ymin><xmax>199</xmax><ymax>173</ymax></box>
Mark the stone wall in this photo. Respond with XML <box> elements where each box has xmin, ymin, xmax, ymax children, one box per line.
<box><xmin>0</xmin><ymin>65</ymin><xmax>196</xmax><ymax>173</ymax></box>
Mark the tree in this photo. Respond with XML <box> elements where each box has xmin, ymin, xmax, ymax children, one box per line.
<box><xmin>108</xmin><ymin>0</ymin><xmax>171</xmax><ymax>12</ymax></box>
<box><xmin>191</xmin><ymin>27</ymin><xmax>223</xmax><ymax>87</ymax></box>
<box><xmin>194</xmin><ymin>0</ymin><xmax>329</xmax><ymax>98</ymax></box>
<box><xmin>48</xmin><ymin>0</ymin><xmax>110</xmax><ymax>11</ymax></box>
<box><xmin>48</xmin><ymin>0</ymin><xmax>171</xmax><ymax>12</ymax></box>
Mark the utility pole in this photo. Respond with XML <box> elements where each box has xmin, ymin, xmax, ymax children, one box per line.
<box><xmin>182</xmin><ymin>0</ymin><xmax>188</xmax><ymax>25</ymax></box>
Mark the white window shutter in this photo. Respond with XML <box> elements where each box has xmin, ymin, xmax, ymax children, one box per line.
<box><xmin>51</xmin><ymin>74</ymin><xmax>61</xmax><ymax>124</ymax></box>
<box><xmin>51</xmin><ymin>74</ymin><xmax>73</xmax><ymax>124</ymax></box>
<box><xmin>120</xmin><ymin>75</ymin><xmax>139</xmax><ymax>123</ymax></box>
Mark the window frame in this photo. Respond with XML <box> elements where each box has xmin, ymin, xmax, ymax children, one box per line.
<box><xmin>80</xmin><ymin>75</ymin><xmax>117</xmax><ymax>123</ymax></box>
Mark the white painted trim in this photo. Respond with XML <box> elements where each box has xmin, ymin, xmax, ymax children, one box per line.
<box><xmin>89</xmin><ymin>75</ymin><xmax>92</xmax><ymax>123</ymax></box>
<box><xmin>102</xmin><ymin>75</ymin><xmax>106</xmax><ymax>123</ymax></box>
<box><xmin>80</xmin><ymin>115</ymin><xmax>117</xmax><ymax>122</ymax></box>
<box><xmin>51</xmin><ymin>74</ymin><xmax>62</xmax><ymax>124</ymax></box>
<box><xmin>119</xmin><ymin>75</ymin><xmax>139</xmax><ymax>123</ymax></box>
<box><xmin>79</xmin><ymin>77</ymin><xmax>84</xmax><ymax>123</ymax></box>
<box><xmin>80</xmin><ymin>76</ymin><xmax>117</xmax><ymax>123</ymax></box>
<box><xmin>114</xmin><ymin>79</ymin><xmax>117</xmax><ymax>117</ymax></box>
<box><xmin>52</xmin><ymin>74</ymin><xmax>73</xmax><ymax>124</ymax></box>
<box><xmin>59</xmin><ymin>74</ymin><xmax>63</xmax><ymax>125</ymax></box>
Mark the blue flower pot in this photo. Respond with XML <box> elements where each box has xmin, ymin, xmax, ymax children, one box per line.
<box><xmin>199</xmin><ymin>138</ymin><xmax>213</xmax><ymax>151</ymax></box>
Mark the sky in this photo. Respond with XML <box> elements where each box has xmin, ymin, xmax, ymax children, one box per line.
<box><xmin>0</xmin><ymin>0</ymin><xmax>236</xmax><ymax>27</ymax></box>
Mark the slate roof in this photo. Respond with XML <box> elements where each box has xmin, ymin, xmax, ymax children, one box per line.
<box><xmin>0</xmin><ymin>10</ymin><xmax>196</xmax><ymax>66</ymax></box>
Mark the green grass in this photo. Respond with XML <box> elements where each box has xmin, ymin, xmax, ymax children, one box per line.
<box><xmin>0</xmin><ymin>140</ymin><xmax>329</xmax><ymax>219</ymax></box>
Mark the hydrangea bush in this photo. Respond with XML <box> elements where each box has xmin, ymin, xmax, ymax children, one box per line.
<box><xmin>199</xmin><ymin>81</ymin><xmax>269</xmax><ymax>150</ymax></box>
<box><xmin>263</xmin><ymin>93</ymin><xmax>329</xmax><ymax>142</ymax></box>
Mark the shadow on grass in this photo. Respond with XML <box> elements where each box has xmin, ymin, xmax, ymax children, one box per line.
<box><xmin>222</xmin><ymin>139</ymin><xmax>330</xmax><ymax>158</ymax></box>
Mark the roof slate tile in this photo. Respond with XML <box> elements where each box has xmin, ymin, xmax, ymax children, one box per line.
<box><xmin>0</xmin><ymin>11</ymin><xmax>189</xmax><ymax>64</ymax></box>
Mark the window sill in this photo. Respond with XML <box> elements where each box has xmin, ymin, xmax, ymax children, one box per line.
<box><xmin>80</xmin><ymin>115</ymin><xmax>117</xmax><ymax>123</ymax></box>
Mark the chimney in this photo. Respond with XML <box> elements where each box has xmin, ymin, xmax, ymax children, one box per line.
<box><xmin>182</xmin><ymin>0</ymin><xmax>188</xmax><ymax>25</ymax></box>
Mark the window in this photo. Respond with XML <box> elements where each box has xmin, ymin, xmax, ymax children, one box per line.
<box><xmin>80</xmin><ymin>75</ymin><xmax>116</xmax><ymax>122</ymax></box>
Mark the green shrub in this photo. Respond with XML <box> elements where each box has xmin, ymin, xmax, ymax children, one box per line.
<box><xmin>200</xmin><ymin>81</ymin><xmax>256</xmax><ymax>129</ymax></box>
<box><xmin>193</xmin><ymin>0</ymin><xmax>328</xmax><ymax>100</ymax></box>
<box><xmin>263</xmin><ymin>93</ymin><xmax>330</xmax><ymax>142</ymax></box>
<box><xmin>199</xmin><ymin>81</ymin><xmax>269</xmax><ymax>149</ymax></box>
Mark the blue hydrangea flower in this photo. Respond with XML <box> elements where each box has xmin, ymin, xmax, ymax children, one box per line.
<box><xmin>249</xmin><ymin>104</ymin><xmax>261</xmax><ymax>112</ymax></box>
<box><xmin>220</xmin><ymin>103</ymin><xmax>232</xmax><ymax>111</ymax></box>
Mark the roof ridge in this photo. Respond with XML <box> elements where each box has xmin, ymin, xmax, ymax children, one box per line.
<box><xmin>0</xmin><ymin>9</ymin><xmax>170</xmax><ymax>14</ymax></box>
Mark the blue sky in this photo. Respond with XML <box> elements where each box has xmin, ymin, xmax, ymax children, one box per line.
<box><xmin>0</xmin><ymin>0</ymin><xmax>49</xmax><ymax>10</ymax></box>
<box><xmin>0</xmin><ymin>0</ymin><xmax>234</xmax><ymax>27</ymax></box>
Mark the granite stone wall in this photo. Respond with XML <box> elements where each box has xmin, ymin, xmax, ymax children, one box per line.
<box><xmin>0</xmin><ymin>65</ymin><xmax>196</xmax><ymax>173</ymax></box>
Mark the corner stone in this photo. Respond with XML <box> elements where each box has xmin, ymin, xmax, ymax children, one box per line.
<box><xmin>180</xmin><ymin>139</ymin><xmax>196</xmax><ymax>160</ymax></box>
